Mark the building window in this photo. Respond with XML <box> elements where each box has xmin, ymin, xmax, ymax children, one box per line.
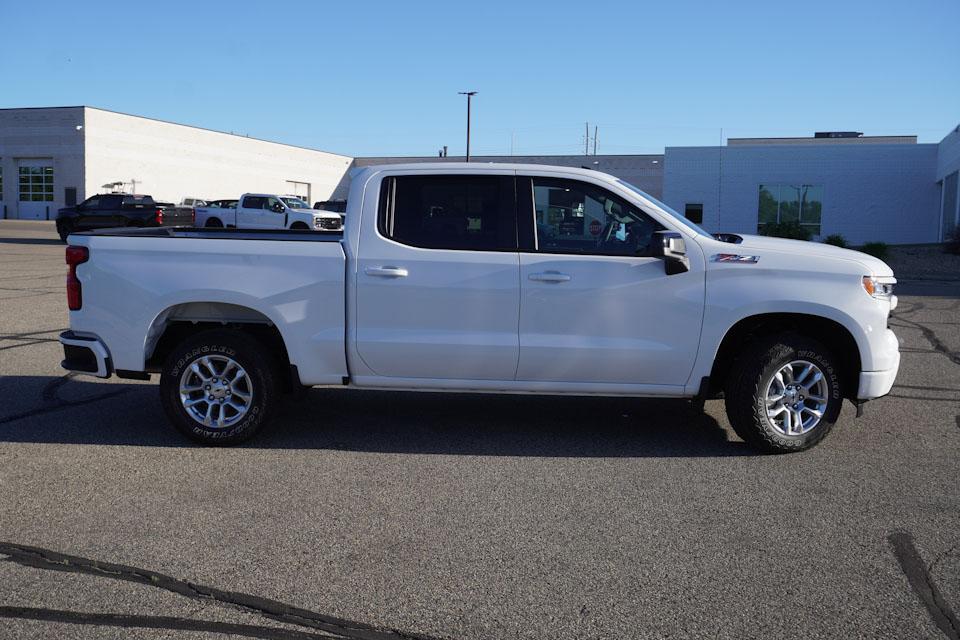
<box><xmin>758</xmin><ymin>184</ymin><xmax>822</xmax><ymax>235</ymax></box>
<box><xmin>684</xmin><ymin>203</ymin><xmax>703</xmax><ymax>224</ymax></box>
<box><xmin>942</xmin><ymin>171</ymin><xmax>958</xmax><ymax>240</ymax></box>
<box><xmin>18</xmin><ymin>166</ymin><xmax>54</xmax><ymax>202</ymax></box>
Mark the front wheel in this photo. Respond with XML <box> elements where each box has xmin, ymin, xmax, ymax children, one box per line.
<box><xmin>159</xmin><ymin>330</ymin><xmax>278</xmax><ymax>445</ymax></box>
<box><xmin>289</xmin><ymin>222</ymin><xmax>309</xmax><ymax>230</ymax></box>
<box><xmin>724</xmin><ymin>333</ymin><xmax>843</xmax><ymax>453</ymax></box>
<box><xmin>56</xmin><ymin>219</ymin><xmax>73</xmax><ymax>243</ymax></box>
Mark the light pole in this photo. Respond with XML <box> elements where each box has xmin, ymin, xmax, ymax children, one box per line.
<box><xmin>458</xmin><ymin>91</ymin><xmax>477</xmax><ymax>162</ymax></box>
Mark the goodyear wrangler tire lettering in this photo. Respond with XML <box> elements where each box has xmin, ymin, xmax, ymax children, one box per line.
<box><xmin>159</xmin><ymin>330</ymin><xmax>278</xmax><ymax>446</ymax></box>
<box><xmin>725</xmin><ymin>332</ymin><xmax>844</xmax><ymax>454</ymax></box>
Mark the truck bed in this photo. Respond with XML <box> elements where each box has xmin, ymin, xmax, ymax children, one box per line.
<box><xmin>66</xmin><ymin>227</ymin><xmax>348</xmax><ymax>386</ymax></box>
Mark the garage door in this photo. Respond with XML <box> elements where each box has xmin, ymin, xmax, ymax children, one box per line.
<box><xmin>17</xmin><ymin>160</ymin><xmax>54</xmax><ymax>220</ymax></box>
<box><xmin>286</xmin><ymin>180</ymin><xmax>311</xmax><ymax>204</ymax></box>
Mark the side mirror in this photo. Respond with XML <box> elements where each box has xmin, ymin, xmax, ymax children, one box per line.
<box><xmin>653</xmin><ymin>230</ymin><xmax>690</xmax><ymax>275</ymax></box>
<box><xmin>271</xmin><ymin>202</ymin><xmax>285</xmax><ymax>213</ymax></box>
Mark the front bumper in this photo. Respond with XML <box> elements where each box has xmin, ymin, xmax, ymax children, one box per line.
<box><xmin>856</xmin><ymin>329</ymin><xmax>900</xmax><ymax>400</ymax></box>
<box><xmin>60</xmin><ymin>331</ymin><xmax>112</xmax><ymax>378</ymax></box>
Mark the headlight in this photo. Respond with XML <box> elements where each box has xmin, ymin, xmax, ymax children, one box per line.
<box><xmin>862</xmin><ymin>275</ymin><xmax>895</xmax><ymax>299</ymax></box>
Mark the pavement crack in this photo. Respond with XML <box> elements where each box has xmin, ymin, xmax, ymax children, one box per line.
<box><xmin>888</xmin><ymin>530</ymin><xmax>960</xmax><ymax>640</ymax></box>
<box><xmin>891</xmin><ymin>312</ymin><xmax>960</xmax><ymax>367</ymax></box>
<box><xmin>0</xmin><ymin>542</ymin><xmax>445</xmax><ymax>640</ymax></box>
<box><xmin>0</xmin><ymin>606</ymin><xmax>344</xmax><ymax>640</ymax></box>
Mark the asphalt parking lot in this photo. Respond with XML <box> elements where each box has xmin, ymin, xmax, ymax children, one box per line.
<box><xmin>1</xmin><ymin>219</ymin><xmax>958</xmax><ymax>640</ymax></box>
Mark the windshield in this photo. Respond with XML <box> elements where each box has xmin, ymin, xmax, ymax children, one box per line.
<box><xmin>281</xmin><ymin>197</ymin><xmax>310</xmax><ymax>209</ymax></box>
<box><xmin>617</xmin><ymin>179</ymin><xmax>711</xmax><ymax>237</ymax></box>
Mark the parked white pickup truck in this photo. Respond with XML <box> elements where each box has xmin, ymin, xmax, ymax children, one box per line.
<box><xmin>195</xmin><ymin>194</ymin><xmax>342</xmax><ymax>231</ymax></box>
<box><xmin>59</xmin><ymin>163</ymin><xmax>900</xmax><ymax>452</ymax></box>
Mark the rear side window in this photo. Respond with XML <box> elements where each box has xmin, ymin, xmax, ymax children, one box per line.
<box><xmin>242</xmin><ymin>196</ymin><xmax>265</xmax><ymax>209</ymax></box>
<box><xmin>121</xmin><ymin>195</ymin><xmax>153</xmax><ymax>208</ymax></box>
<box><xmin>378</xmin><ymin>175</ymin><xmax>516</xmax><ymax>251</ymax></box>
<box><xmin>99</xmin><ymin>195</ymin><xmax>122</xmax><ymax>209</ymax></box>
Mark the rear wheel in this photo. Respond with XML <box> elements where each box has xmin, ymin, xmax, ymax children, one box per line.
<box><xmin>159</xmin><ymin>330</ymin><xmax>278</xmax><ymax>445</ymax></box>
<box><xmin>205</xmin><ymin>218</ymin><xmax>223</xmax><ymax>228</ymax></box>
<box><xmin>724</xmin><ymin>333</ymin><xmax>843</xmax><ymax>453</ymax></box>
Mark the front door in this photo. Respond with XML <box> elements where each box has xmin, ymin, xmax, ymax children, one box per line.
<box><xmin>516</xmin><ymin>175</ymin><xmax>705</xmax><ymax>387</ymax></box>
<box><xmin>354</xmin><ymin>173</ymin><xmax>520</xmax><ymax>380</ymax></box>
<box><xmin>237</xmin><ymin>195</ymin><xmax>282</xmax><ymax>228</ymax></box>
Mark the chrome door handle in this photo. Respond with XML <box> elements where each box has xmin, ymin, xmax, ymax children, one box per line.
<box><xmin>528</xmin><ymin>271</ymin><xmax>571</xmax><ymax>283</ymax></box>
<box><xmin>364</xmin><ymin>266</ymin><xmax>408</xmax><ymax>278</ymax></box>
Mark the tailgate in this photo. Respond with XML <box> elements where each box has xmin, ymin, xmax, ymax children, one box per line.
<box><xmin>160</xmin><ymin>207</ymin><xmax>195</xmax><ymax>226</ymax></box>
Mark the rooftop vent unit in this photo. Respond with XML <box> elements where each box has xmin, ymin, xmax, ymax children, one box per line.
<box><xmin>814</xmin><ymin>131</ymin><xmax>863</xmax><ymax>139</ymax></box>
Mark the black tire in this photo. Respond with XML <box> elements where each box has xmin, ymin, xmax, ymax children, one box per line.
<box><xmin>56</xmin><ymin>219</ymin><xmax>73</xmax><ymax>243</ymax></box>
<box><xmin>724</xmin><ymin>332</ymin><xmax>843</xmax><ymax>453</ymax></box>
<box><xmin>290</xmin><ymin>222</ymin><xmax>309</xmax><ymax>230</ymax></box>
<box><xmin>205</xmin><ymin>218</ymin><xmax>223</xmax><ymax>228</ymax></box>
<box><xmin>159</xmin><ymin>330</ymin><xmax>278</xmax><ymax>445</ymax></box>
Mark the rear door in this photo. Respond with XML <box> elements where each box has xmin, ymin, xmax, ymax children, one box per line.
<box><xmin>74</xmin><ymin>196</ymin><xmax>101</xmax><ymax>229</ymax></box>
<box><xmin>354</xmin><ymin>172</ymin><xmax>520</xmax><ymax>381</ymax></box>
<box><xmin>86</xmin><ymin>194</ymin><xmax>123</xmax><ymax>229</ymax></box>
<box><xmin>515</xmin><ymin>174</ymin><xmax>706</xmax><ymax>387</ymax></box>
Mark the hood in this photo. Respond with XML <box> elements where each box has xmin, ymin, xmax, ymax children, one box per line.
<box><xmin>298</xmin><ymin>208</ymin><xmax>340</xmax><ymax>219</ymax></box>
<box><xmin>728</xmin><ymin>234</ymin><xmax>895</xmax><ymax>277</ymax></box>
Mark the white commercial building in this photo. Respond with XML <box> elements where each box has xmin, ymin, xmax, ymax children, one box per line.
<box><xmin>357</xmin><ymin>128</ymin><xmax>960</xmax><ymax>245</ymax></box>
<box><xmin>660</xmin><ymin>133</ymin><xmax>955</xmax><ymax>245</ymax></box>
<box><xmin>2</xmin><ymin>106</ymin><xmax>957</xmax><ymax>245</ymax></box>
<box><xmin>0</xmin><ymin>106</ymin><xmax>353</xmax><ymax>220</ymax></box>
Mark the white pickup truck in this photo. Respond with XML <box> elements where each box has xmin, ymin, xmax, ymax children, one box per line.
<box><xmin>195</xmin><ymin>194</ymin><xmax>343</xmax><ymax>231</ymax></box>
<box><xmin>59</xmin><ymin>163</ymin><xmax>900</xmax><ymax>452</ymax></box>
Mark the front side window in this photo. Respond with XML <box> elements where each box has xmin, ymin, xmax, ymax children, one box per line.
<box><xmin>82</xmin><ymin>197</ymin><xmax>100</xmax><ymax>209</ymax></box>
<box><xmin>379</xmin><ymin>175</ymin><xmax>515</xmax><ymax>251</ymax></box>
<box><xmin>532</xmin><ymin>178</ymin><xmax>663</xmax><ymax>256</ymax></box>
<box><xmin>758</xmin><ymin>184</ymin><xmax>822</xmax><ymax>235</ymax></box>
<box><xmin>266</xmin><ymin>197</ymin><xmax>283</xmax><ymax>211</ymax></box>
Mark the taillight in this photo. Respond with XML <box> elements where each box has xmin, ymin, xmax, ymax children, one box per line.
<box><xmin>66</xmin><ymin>245</ymin><xmax>89</xmax><ymax>311</ymax></box>
<box><xmin>155</xmin><ymin>208</ymin><xmax>164</xmax><ymax>225</ymax></box>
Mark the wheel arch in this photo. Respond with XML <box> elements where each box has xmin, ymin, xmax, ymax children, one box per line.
<box><xmin>144</xmin><ymin>302</ymin><xmax>297</xmax><ymax>390</ymax></box>
<box><xmin>708</xmin><ymin>312</ymin><xmax>862</xmax><ymax>399</ymax></box>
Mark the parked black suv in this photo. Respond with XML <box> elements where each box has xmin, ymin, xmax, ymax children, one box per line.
<box><xmin>56</xmin><ymin>194</ymin><xmax>194</xmax><ymax>242</ymax></box>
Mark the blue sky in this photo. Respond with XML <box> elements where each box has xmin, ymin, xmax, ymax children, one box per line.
<box><xmin>1</xmin><ymin>0</ymin><xmax>957</xmax><ymax>157</ymax></box>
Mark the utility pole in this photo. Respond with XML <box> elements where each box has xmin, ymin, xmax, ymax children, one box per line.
<box><xmin>593</xmin><ymin>125</ymin><xmax>598</xmax><ymax>155</ymax></box>
<box><xmin>585</xmin><ymin>122</ymin><xmax>590</xmax><ymax>155</ymax></box>
<box><xmin>458</xmin><ymin>91</ymin><xmax>477</xmax><ymax>161</ymax></box>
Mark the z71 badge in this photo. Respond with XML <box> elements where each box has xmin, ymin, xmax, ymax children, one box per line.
<box><xmin>711</xmin><ymin>254</ymin><xmax>760</xmax><ymax>263</ymax></box>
